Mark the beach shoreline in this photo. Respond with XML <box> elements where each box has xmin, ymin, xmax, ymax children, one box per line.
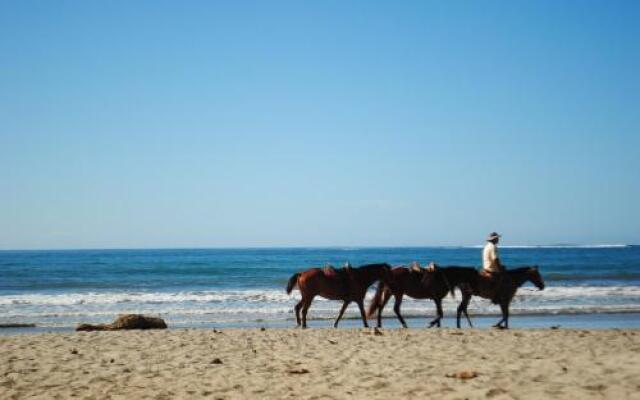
<box><xmin>2</xmin><ymin>327</ymin><xmax>639</xmax><ymax>399</ymax></box>
<box><xmin>3</xmin><ymin>311</ymin><xmax>640</xmax><ymax>336</ymax></box>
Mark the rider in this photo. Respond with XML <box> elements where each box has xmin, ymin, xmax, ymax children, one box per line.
<box><xmin>482</xmin><ymin>232</ymin><xmax>504</xmax><ymax>279</ymax></box>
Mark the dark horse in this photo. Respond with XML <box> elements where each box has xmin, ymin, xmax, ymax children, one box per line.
<box><xmin>367</xmin><ymin>264</ymin><xmax>478</xmax><ymax>328</ymax></box>
<box><xmin>453</xmin><ymin>266</ymin><xmax>545</xmax><ymax>329</ymax></box>
<box><xmin>286</xmin><ymin>263</ymin><xmax>393</xmax><ymax>329</ymax></box>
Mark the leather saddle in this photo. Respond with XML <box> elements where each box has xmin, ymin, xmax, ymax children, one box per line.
<box><xmin>410</xmin><ymin>261</ymin><xmax>436</xmax><ymax>273</ymax></box>
<box><xmin>323</xmin><ymin>265</ymin><xmax>339</xmax><ymax>278</ymax></box>
<box><xmin>323</xmin><ymin>263</ymin><xmax>352</xmax><ymax>279</ymax></box>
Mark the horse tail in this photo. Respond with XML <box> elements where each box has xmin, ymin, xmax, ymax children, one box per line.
<box><xmin>366</xmin><ymin>283</ymin><xmax>385</xmax><ymax>318</ymax></box>
<box><xmin>286</xmin><ymin>272</ymin><xmax>301</xmax><ymax>294</ymax></box>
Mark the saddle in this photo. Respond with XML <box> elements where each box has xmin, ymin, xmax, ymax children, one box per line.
<box><xmin>323</xmin><ymin>265</ymin><xmax>339</xmax><ymax>278</ymax></box>
<box><xmin>480</xmin><ymin>269</ymin><xmax>502</xmax><ymax>282</ymax></box>
<box><xmin>480</xmin><ymin>269</ymin><xmax>506</xmax><ymax>303</ymax></box>
<box><xmin>322</xmin><ymin>263</ymin><xmax>353</xmax><ymax>295</ymax></box>
<box><xmin>410</xmin><ymin>261</ymin><xmax>436</xmax><ymax>273</ymax></box>
<box><xmin>323</xmin><ymin>262</ymin><xmax>352</xmax><ymax>279</ymax></box>
<box><xmin>410</xmin><ymin>261</ymin><xmax>422</xmax><ymax>273</ymax></box>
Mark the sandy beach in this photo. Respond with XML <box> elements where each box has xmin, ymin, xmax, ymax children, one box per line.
<box><xmin>1</xmin><ymin>327</ymin><xmax>639</xmax><ymax>400</ymax></box>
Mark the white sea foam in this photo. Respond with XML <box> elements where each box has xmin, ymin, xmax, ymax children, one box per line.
<box><xmin>0</xmin><ymin>289</ymin><xmax>294</xmax><ymax>306</ymax></box>
<box><xmin>2</xmin><ymin>285</ymin><xmax>639</xmax><ymax>307</ymax></box>
<box><xmin>2</xmin><ymin>285</ymin><xmax>640</xmax><ymax>327</ymax></box>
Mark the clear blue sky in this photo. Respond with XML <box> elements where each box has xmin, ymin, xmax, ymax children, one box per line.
<box><xmin>1</xmin><ymin>1</ymin><xmax>638</xmax><ymax>249</ymax></box>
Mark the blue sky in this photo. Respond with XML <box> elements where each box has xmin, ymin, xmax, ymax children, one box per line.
<box><xmin>1</xmin><ymin>1</ymin><xmax>639</xmax><ymax>249</ymax></box>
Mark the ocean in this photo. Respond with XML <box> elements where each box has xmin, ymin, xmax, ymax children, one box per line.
<box><xmin>1</xmin><ymin>246</ymin><xmax>639</xmax><ymax>332</ymax></box>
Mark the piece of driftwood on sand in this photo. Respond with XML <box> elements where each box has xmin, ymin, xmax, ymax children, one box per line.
<box><xmin>76</xmin><ymin>314</ymin><xmax>167</xmax><ymax>331</ymax></box>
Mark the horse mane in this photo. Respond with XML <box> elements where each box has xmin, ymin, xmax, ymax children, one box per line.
<box><xmin>508</xmin><ymin>266</ymin><xmax>535</xmax><ymax>274</ymax></box>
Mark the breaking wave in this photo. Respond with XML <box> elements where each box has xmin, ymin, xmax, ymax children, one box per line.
<box><xmin>2</xmin><ymin>285</ymin><xmax>640</xmax><ymax>327</ymax></box>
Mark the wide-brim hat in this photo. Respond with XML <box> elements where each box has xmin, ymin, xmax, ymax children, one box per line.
<box><xmin>486</xmin><ymin>232</ymin><xmax>501</xmax><ymax>241</ymax></box>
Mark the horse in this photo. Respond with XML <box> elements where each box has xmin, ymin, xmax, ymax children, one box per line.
<box><xmin>454</xmin><ymin>266</ymin><xmax>545</xmax><ymax>329</ymax></box>
<box><xmin>367</xmin><ymin>263</ymin><xmax>478</xmax><ymax>328</ymax></box>
<box><xmin>286</xmin><ymin>263</ymin><xmax>393</xmax><ymax>329</ymax></box>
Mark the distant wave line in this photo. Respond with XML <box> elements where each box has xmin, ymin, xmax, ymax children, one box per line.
<box><xmin>2</xmin><ymin>285</ymin><xmax>640</xmax><ymax>306</ymax></box>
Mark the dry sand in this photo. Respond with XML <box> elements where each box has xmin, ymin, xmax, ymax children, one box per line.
<box><xmin>1</xmin><ymin>327</ymin><xmax>639</xmax><ymax>399</ymax></box>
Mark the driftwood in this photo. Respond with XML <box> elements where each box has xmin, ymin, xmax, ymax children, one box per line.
<box><xmin>76</xmin><ymin>314</ymin><xmax>167</xmax><ymax>332</ymax></box>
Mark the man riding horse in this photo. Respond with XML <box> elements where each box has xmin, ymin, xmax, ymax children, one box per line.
<box><xmin>482</xmin><ymin>232</ymin><xmax>507</xmax><ymax>300</ymax></box>
<box><xmin>483</xmin><ymin>232</ymin><xmax>503</xmax><ymax>275</ymax></box>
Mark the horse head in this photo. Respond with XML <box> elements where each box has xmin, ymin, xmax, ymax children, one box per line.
<box><xmin>527</xmin><ymin>266</ymin><xmax>545</xmax><ymax>290</ymax></box>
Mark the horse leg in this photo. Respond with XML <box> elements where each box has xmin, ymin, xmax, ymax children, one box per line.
<box><xmin>294</xmin><ymin>300</ymin><xmax>303</xmax><ymax>327</ymax></box>
<box><xmin>334</xmin><ymin>300</ymin><xmax>350</xmax><ymax>328</ymax></box>
<box><xmin>493</xmin><ymin>302</ymin><xmax>508</xmax><ymax>329</ymax></box>
<box><xmin>356</xmin><ymin>300</ymin><xmax>369</xmax><ymax>328</ymax></box>
<box><xmin>377</xmin><ymin>289</ymin><xmax>392</xmax><ymax>328</ymax></box>
<box><xmin>301</xmin><ymin>297</ymin><xmax>313</xmax><ymax>329</ymax></box>
<box><xmin>492</xmin><ymin>311</ymin><xmax>504</xmax><ymax>328</ymax></box>
<box><xmin>392</xmin><ymin>294</ymin><xmax>407</xmax><ymax>328</ymax></box>
<box><xmin>464</xmin><ymin>308</ymin><xmax>473</xmax><ymax>328</ymax></box>
<box><xmin>429</xmin><ymin>298</ymin><xmax>443</xmax><ymax>328</ymax></box>
<box><xmin>502</xmin><ymin>302</ymin><xmax>510</xmax><ymax>329</ymax></box>
<box><xmin>457</xmin><ymin>294</ymin><xmax>471</xmax><ymax>329</ymax></box>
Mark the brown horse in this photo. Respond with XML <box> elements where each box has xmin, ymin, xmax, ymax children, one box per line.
<box><xmin>367</xmin><ymin>264</ymin><xmax>478</xmax><ymax>328</ymax></box>
<box><xmin>286</xmin><ymin>263</ymin><xmax>393</xmax><ymax>329</ymax></box>
<box><xmin>454</xmin><ymin>266</ymin><xmax>545</xmax><ymax>329</ymax></box>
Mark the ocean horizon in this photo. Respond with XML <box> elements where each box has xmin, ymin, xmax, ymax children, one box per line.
<box><xmin>1</xmin><ymin>243</ymin><xmax>636</xmax><ymax>251</ymax></box>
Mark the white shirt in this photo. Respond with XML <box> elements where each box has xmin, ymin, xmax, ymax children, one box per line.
<box><xmin>483</xmin><ymin>242</ymin><xmax>500</xmax><ymax>273</ymax></box>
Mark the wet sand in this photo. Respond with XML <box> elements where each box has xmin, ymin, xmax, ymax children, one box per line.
<box><xmin>1</xmin><ymin>328</ymin><xmax>639</xmax><ymax>399</ymax></box>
